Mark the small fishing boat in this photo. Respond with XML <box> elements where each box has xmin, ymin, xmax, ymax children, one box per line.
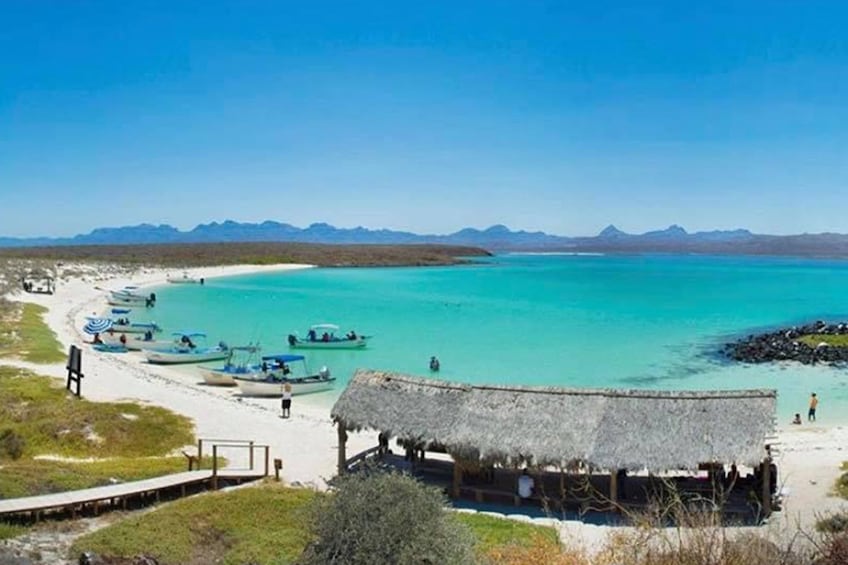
<box><xmin>100</xmin><ymin>331</ymin><xmax>173</xmax><ymax>352</ymax></box>
<box><xmin>233</xmin><ymin>354</ymin><xmax>335</xmax><ymax>396</ymax></box>
<box><xmin>105</xmin><ymin>308</ymin><xmax>161</xmax><ymax>335</ymax></box>
<box><xmin>92</xmin><ymin>343</ymin><xmax>128</xmax><ymax>354</ymax></box>
<box><xmin>287</xmin><ymin>324</ymin><xmax>369</xmax><ymax>350</ymax></box>
<box><xmin>144</xmin><ymin>332</ymin><xmax>230</xmax><ymax>365</ymax></box>
<box><xmin>107</xmin><ymin>287</ymin><xmax>156</xmax><ymax>307</ymax></box>
<box><xmin>199</xmin><ymin>345</ymin><xmax>262</xmax><ymax>386</ymax></box>
<box><xmin>167</xmin><ymin>272</ymin><xmax>204</xmax><ymax>285</ymax></box>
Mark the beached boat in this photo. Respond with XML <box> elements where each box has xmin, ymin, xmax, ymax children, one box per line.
<box><xmin>233</xmin><ymin>354</ymin><xmax>335</xmax><ymax>396</ymax></box>
<box><xmin>100</xmin><ymin>332</ymin><xmax>173</xmax><ymax>352</ymax></box>
<box><xmin>105</xmin><ymin>308</ymin><xmax>161</xmax><ymax>335</ymax></box>
<box><xmin>107</xmin><ymin>288</ymin><xmax>156</xmax><ymax>307</ymax></box>
<box><xmin>167</xmin><ymin>272</ymin><xmax>204</xmax><ymax>285</ymax></box>
<box><xmin>92</xmin><ymin>343</ymin><xmax>128</xmax><ymax>354</ymax></box>
<box><xmin>287</xmin><ymin>324</ymin><xmax>369</xmax><ymax>350</ymax></box>
<box><xmin>199</xmin><ymin>345</ymin><xmax>262</xmax><ymax>386</ymax></box>
<box><xmin>144</xmin><ymin>332</ymin><xmax>230</xmax><ymax>365</ymax></box>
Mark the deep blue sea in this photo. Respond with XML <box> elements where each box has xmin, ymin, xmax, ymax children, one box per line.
<box><xmin>135</xmin><ymin>254</ymin><xmax>848</xmax><ymax>422</ymax></box>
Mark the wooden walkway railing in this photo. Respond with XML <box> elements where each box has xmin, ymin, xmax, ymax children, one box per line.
<box><xmin>0</xmin><ymin>438</ymin><xmax>271</xmax><ymax>522</ymax></box>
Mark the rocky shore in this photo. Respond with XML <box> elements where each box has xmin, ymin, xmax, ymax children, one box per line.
<box><xmin>724</xmin><ymin>321</ymin><xmax>848</xmax><ymax>364</ymax></box>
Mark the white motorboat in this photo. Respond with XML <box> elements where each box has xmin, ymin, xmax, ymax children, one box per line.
<box><xmin>144</xmin><ymin>332</ymin><xmax>230</xmax><ymax>365</ymax></box>
<box><xmin>108</xmin><ymin>287</ymin><xmax>156</xmax><ymax>307</ymax></box>
<box><xmin>233</xmin><ymin>354</ymin><xmax>335</xmax><ymax>396</ymax></box>
<box><xmin>104</xmin><ymin>308</ymin><xmax>161</xmax><ymax>335</ymax></box>
<box><xmin>287</xmin><ymin>324</ymin><xmax>369</xmax><ymax>350</ymax></box>
<box><xmin>100</xmin><ymin>332</ymin><xmax>173</xmax><ymax>352</ymax></box>
<box><xmin>167</xmin><ymin>272</ymin><xmax>204</xmax><ymax>285</ymax></box>
<box><xmin>199</xmin><ymin>345</ymin><xmax>262</xmax><ymax>386</ymax></box>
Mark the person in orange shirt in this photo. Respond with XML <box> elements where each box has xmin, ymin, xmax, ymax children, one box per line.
<box><xmin>808</xmin><ymin>392</ymin><xmax>818</xmax><ymax>422</ymax></box>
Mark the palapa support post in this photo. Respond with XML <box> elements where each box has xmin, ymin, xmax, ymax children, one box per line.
<box><xmin>762</xmin><ymin>457</ymin><xmax>772</xmax><ymax>517</ymax></box>
<box><xmin>452</xmin><ymin>459</ymin><xmax>462</xmax><ymax>499</ymax></box>
<box><xmin>609</xmin><ymin>469</ymin><xmax>619</xmax><ymax>511</ymax></box>
<box><xmin>337</xmin><ymin>420</ymin><xmax>348</xmax><ymax>475</ymax></box>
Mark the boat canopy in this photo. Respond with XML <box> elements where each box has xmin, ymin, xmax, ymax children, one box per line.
<box><xmin>309</xmin><ymin>324</ymin><xmax>340</xmax><ymax>331</ymax></box>
<box><xmin>261</xmin><ymin>354</ymin><xmax>305</xmax><ymax>363</ymax></box>
<box><xmin>171</xmin><ymin>331</ymin><xmax>207</xmax><ymax>338</ymax></box>
<box><xmin>111</xmin><ymin>308</ymin><xmax>131</xmax><ymax>314</ymax></box>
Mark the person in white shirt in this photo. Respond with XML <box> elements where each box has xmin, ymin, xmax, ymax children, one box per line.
<box><xmin>517</xmin><ymin>469</ymin><xmax>534</xmax><ymax>499</ymax></box>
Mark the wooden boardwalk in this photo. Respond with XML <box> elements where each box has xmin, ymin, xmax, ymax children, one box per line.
<box><xmin>0</xmin><ymin>468</ymin><xmax>266</xmax><ymax>520</ymax></box>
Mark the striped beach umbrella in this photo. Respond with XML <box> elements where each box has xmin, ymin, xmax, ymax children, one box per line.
<box><xmin>83</xmin><ymin>318</ymin><xmax>113</xmax><ymax>335</ymax></box>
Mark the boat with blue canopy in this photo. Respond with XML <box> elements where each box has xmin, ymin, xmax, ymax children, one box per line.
<box><xmin>233</xmin><ymin>353</ymin><xmax>335</xmax><ymax>396</ymax></box>
<box><xmin>101</xmin><ymin>308</ymin><xmax>162</xmax><ymax>335</ymax></box>
<box><xmin>199</xmin><ymin>345</ymin><xmax>262</xmax><ymax>386</ymax></box>
<box><xmin>287</xmin><ymin>323</ymin><xmax>369</xmax><ymax>350</ymax></box>
<box><xmin>144</xmin><ymin>332</ymin><xmax>229</xmax><ymax>365</ymax></box>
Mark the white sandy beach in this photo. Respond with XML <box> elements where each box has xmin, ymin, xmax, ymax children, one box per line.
<box><xmin>5</xmin><ymin>262</ymin><xmax>848</xmax><ymax>549</ymax></box>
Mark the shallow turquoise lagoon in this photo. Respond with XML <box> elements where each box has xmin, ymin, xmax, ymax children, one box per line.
<box><xmin>142</xmin><ymin>254</ymin><xmax>848</xmax><ymax>422</ymax></box>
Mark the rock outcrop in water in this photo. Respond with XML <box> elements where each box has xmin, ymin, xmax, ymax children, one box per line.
<box><xmin>724</xmin><ymin>321</ymin><xmax>848</xmax><ymax>365</ymax></box>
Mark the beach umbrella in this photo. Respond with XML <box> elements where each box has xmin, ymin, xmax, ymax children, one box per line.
<box><xmin>83</xmin><ymin>318</ymin><xmax>113</xmax><ymax>335</ymax></box>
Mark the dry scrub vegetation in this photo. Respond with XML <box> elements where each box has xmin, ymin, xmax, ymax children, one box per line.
<box><xmin>0</xmin><ymin>242</ymin><xmax>490</xmax><ymax>268</ymax></box>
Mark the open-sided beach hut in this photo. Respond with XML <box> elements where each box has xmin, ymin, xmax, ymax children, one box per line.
<box><xmin>332</xmin><ymin>370</ymin><xmax>778</xmax><ymax>515</ymax></box>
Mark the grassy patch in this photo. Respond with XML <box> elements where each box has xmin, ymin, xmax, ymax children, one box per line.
<box><xmin>0</xmin><ymin>366</ymin><xmax>196</xmax><ymax>498</ymax></box>
<box><xmin>71</xmin><ymin>482</ymin><xmax>317</xmax><ymax>565</ymax></box>
<box><xmin>0</xmin><ymin>522</ymin><xmax>26</xmax><ymax>541</ymax></box>
<box><xmin>835</xmin><ymin>461</ymin><xmax>848</xmax><ymax>500</ymax></box>
<box><xmin>457</xmin><ymin>512</ymin><xmax>560</xmax><ymax>552</ymax></box>
<box><xmin>797</xmin><ymin>334</ymin><xmax>848</xmax><ymax>348</ymax></box>
<box><xmin>0</xmin><ymin>456</ymin><xmax>220</xmax><ymax>498</ymax></box>
<box><xmin>70</xmin><ymin>484</ymin><xmax>564</xmax><ymax>565</ymax></box>
<box><xmin>0</xmin><ymin>366</ymin><xmax>193</xmax><ymax>460</ymax></box>
<box><xmin>0</xmin><ymin>302</ymin><xmax>64</xmax><ymax>363</ymax></box>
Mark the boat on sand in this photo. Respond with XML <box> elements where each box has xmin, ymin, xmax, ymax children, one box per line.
<box><xmin>233</xmin><ymin>354</ymin><xmax>334</xmax><ymax>396</ymax></box>
<box><xmin>199</xmin><ymin>345</ymin><xmax>262</xmax><ymax>386</ymax></box>
<box><xmin>144</xmin><ymin>332</ymin><xmax>229</xmax><ymax>365</ymax></box>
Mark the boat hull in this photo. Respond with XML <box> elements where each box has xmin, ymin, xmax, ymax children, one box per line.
<box><xmin>145</xmin><ymin>349</ymin><xmax>229</xmax><ymax>365</ymax></box>
<box><xmin>102</xmin><ymin>335</ymin><xmax>172</xmax><ymax>351</ymax></box>
<box><xmin>234</xmin><ymin>376</ymin><xmax>336</xmax><ymax>397</ymax></box>
<box><xmin>199</xmin><ymin>365</ymin><xmax>262</xmax><ymax>386</ymax></box>
<box><xmin>290</xmin><ymin>338</ymin><xmax>368</xmax><ymax>350</ymax></box>
<box><xmin>108</xmin><ymin>324</ymin><xmax>160</xmax><ymax>335</ymax></box>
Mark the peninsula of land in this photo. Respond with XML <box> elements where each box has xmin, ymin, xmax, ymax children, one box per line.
<box><xmin>724</xmin><ymin>321</ymin><xmax>848</xmax><ymax>365</ymax></box>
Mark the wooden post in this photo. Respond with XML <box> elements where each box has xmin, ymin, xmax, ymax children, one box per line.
<box><xmin>337</xmin><ymin>420</ymin><xmax>348</xmax><ymax>475</ymax></box>
<box><xmin>452</xmin><ymin>459</ymin><xmax>462</xmax><ymax>499</ymax></box>
<box><xmin>264</xmin><ymin>445</ymin><xmax>270</xmax><ymax>475</ymax></box>
<box><xmin>249</xmin><ymin>440</ymin><xmax>255</xmax><ymax>470</ymax></box>
<box><xmin>197</xmin><ymin>439</ymin><xmax>203</xmax><ymax>467</ymax></box>
<box><xmin>212</xmin><ymin>445</ymin><xmax>219</xmax><ymax>490</ymax></box>
<box><xmin>762</xmin><ymin>458</ymin><xmax>771</xmax><ymax>517</ymax></box>
<box><xmin>609</xmin><ymin>470</ymin><xmax>619</xmax><ymax>511</ymax></box>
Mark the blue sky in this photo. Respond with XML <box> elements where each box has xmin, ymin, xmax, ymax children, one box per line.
<box><xmin>1</xmin><ymin>1</ymin><xmax>846</xmax><ymax>238</ymax></box>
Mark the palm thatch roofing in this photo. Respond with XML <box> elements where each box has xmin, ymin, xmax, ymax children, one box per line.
<box><xmin>332</xmin><ymin>370</ymin><xmax>777</xmax><ymax>471</ymax></box>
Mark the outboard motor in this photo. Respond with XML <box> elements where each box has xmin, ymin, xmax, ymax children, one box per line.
<box><xmin>287</xmin><ymin>334</ymin><xmax>297</xmax><ymax>346</ymax></box>
<box><xmin>319</xmin><ymin>366</ymin><xmax>331</xmax><ymax>379</ymax></box>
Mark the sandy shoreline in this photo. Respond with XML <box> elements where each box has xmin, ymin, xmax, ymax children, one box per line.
<box><xmin>4</xmin><ymin>261</ymin><xmax>848</xmax><ymax>547</ymax></box>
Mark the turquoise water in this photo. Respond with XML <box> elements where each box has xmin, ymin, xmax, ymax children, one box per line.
<box><xmin>138</xmin><ymin>254</ymin><xmax>848</xmax><ymax>421</ymax></box>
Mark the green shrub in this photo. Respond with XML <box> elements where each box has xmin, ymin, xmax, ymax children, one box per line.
<box><xmin>300</xmin><ymin>471</ymin><xmax>476</xmax><ymax>565</ymax></box>
<box><xmin>817</xmin><ymin>511</ymin><xmax>848</xmax><ymax>534</ymax></box>
<box><xmin>0</xmin><ymin>428</ymin><xmax>25</xmax><ymax>460</ymax></box>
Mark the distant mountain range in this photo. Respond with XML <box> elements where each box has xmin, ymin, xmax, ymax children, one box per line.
<box><xmin>4</xmin><ymin>221</ymin><xmax>848</xmax><ymax>257</ymax></box>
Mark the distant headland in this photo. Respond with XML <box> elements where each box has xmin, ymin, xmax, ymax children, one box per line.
<box><xmin>5</xmin><ymin>221</ymin><xmax>848</xmax><ymax>257</ymax></box>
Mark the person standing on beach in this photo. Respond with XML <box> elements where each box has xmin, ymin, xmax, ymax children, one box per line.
<box><xmin>808</xmin><ymin>393</ymin><xmax>818</xmax><ymax>422</ymax></box>
<box><xmin>281</xmin><ymin>383</ymin><xmax>293</xmax><ymax>419</ymax></box>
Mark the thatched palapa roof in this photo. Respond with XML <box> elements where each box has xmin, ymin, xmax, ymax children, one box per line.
<box><xmin>332</xmin><ymin>370</ymin><xmax>777</xmax><ymax>471</ymax></box>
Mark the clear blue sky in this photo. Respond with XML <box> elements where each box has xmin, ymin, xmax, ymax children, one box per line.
<box><xmin>2</xmin><ymin>1</ymin><xmax>847</xmax><ymax>238</ymax></box>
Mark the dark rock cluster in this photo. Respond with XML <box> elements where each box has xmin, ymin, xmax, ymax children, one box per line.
<box><xmin>724</xmin><ymin>321</ymin><xmax>848</xmax><ymax>365</ymax></box>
